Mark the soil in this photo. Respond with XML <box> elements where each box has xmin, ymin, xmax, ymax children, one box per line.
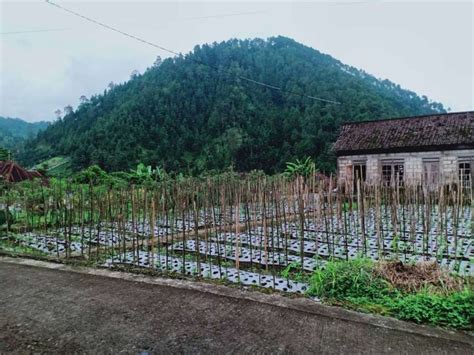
<box><xmin>0</xmin><ymin>261</ymin><xmax>472</xmax><ymax>354</ymax></box>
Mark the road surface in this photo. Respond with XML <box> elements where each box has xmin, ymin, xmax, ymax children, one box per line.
<box><xmin>0</xmin><ymin>259</ymin><xmax>472</xmax><ymax>354</ymax></box>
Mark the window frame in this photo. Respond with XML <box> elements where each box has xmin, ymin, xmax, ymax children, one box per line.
<box><xmin>458</xmin><ymin>157</ymin><xmax>473</xmax><ymax>188</ymax></box>
<box><xmin>381</xmin><ymin>159</ymin><xmax>405</xmax><ymax>187</ymax></box>
<box><xmin>422</xmin><ymin>158</ymin><xmax>440</xmax><ymax>188</ymax></box>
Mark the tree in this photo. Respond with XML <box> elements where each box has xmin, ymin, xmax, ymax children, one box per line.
<box><xmin>64</xmin><ymin>105</ymin><xmax>73</xmax><ymax>115</ymax></box>
<box><xmin>79</xmin><ymin>95</ymin><xmax>89</xmax><ymax>104</ymax></box>
<box><xmin>130</xmin><ymin>70</ymin><xmax>140</xmax><ymax>80</ymax></box>
<box><xmin>54</xmin><ymin>109</ymin><xmax>62</xmax><ymax>120</ymax></box>
<box><xmin>20</xmin><ymin>36</ymin><xmax>446</xmax><ymax>174</ymax></box>
<box><xmin>153</xmin><ymin>56</ymin><xmax>162</xmax><ymax>67</ymax></box>
<box><xmin>0</xmin><ymin>146</ymin><xmax>10</xmax><ymax>161</ymax></box>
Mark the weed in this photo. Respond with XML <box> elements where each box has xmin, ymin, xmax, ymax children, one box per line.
<box><xmin>281</xmin><ymin>261</ymin><xmax>307</xmax><ymax>282</ymax></box>
<box><xmin>0</xmin><ymin>238</ymin><xmax>47</xmax><ymax>257</ymax></box>
<box><xmin>307</xmin><ymin>258</ymin><xmax>473</xmax><ymax>329</ymax></box>
<box><xmin>389</xmin><ymin>288</ymin><xmax>473</xmax><ymax>329</ymax></box>
<box><xmin>307</xmin><ymin>258</ymin><xmax>397</xmax><ymax>300</ymax></box>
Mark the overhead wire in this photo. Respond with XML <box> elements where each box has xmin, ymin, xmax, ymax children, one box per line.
<box><xmin>44</xmin><ymin>0</ymin><xmax>341</xmax><ymax>105</ymax></box>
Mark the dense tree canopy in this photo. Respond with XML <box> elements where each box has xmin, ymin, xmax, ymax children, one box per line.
<box><xmin>0</xmin><ymin>117</ymin><xmax>49</xmax><ymax>159</ymax></box>
<box><xmin>21</xmin><ymin>36</ymin><xmax>445</xmax><ymax>174</ymax></box>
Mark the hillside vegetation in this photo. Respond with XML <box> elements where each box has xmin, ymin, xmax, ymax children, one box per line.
<box><xmin>0</xmin><ymin>117</ymin><xmax>49</xmax><ymax>158</ymax></box>
<box><xmin>21</xmin><ymin>36</ymin><xmax>445</xmax><ymax>173</ymax></box>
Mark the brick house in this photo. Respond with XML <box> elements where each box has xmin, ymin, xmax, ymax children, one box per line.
<box><xmin>333</xmin><ymin>111</ymin><xmax>474</xmax><ymax>188</ymax></box>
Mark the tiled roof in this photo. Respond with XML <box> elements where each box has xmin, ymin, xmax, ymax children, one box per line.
<box><xmin>333</xmin><ymin>111</ymin><xmax>474</xmax><ymax>155</ymax></box>
<box><xmin>0</xmin><ymin>161</ymin><xmax>44</xmax><ymax>183</ymax></box>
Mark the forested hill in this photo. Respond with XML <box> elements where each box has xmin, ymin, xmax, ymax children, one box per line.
<box><xmin>0</xmin><ymin>117</ymin><xmax>49</xmax><ymax>157</ymax></box>
<box><xmin>21</xmin><ymin>36</ymin><xmax>445</xmax><ymax>174</ymax></box>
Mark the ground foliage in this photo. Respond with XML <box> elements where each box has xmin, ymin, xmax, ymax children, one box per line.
<box><xmin>307</xmin><ymin>258</ymin><xmax>473</xmax><ymax>329</ymax></box>
<box><xmin>21</xmin><ymin>37</ymin><xmax>444</xmax><ymax>174</ymax></box>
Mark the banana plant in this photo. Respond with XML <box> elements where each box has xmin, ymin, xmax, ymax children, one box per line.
<box><xmin>130</xmin><ymin>163</ymin><xmax>167</xmax><ymax>184</ymax></box>
<box><xmin>284</xmin><ymin>157</ymin><xmax>316</xmax><ymax>178</ymax></box>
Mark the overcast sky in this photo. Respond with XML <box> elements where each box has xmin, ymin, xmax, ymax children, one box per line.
<box><xmin>1</xmin><ymin>0</ymin><xmax>473</xmax><ymax>122</ymax></box>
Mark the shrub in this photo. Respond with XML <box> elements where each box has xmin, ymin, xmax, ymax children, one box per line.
<box><xmin>307</xmin><ymin>258</ymin><xmax>473</xmax><ymax>329</ymax></box>
<box><xmin>390</xmin><ymin>289</ymin><xmax>474</xmax><ymax>329</ymax></box>
<box><xmin>0</xmin><ymin>210</ymin><xmax>13</xmax><ymax>226</ymax></box>
<box><xmin>307</xmin><ymin>258</ymin><xmax>397</xmax><ymax>300</ymax></box>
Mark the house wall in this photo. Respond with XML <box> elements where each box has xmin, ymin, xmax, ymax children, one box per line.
<box><xmin>337</xmin><ymin>149</ymin><xmax>474</xmax><ymax>185</ymax></box>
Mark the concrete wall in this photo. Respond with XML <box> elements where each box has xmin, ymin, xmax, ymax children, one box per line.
<box><xmin>337</xmin><ymin>149</ymin><xmax>474</xmax><ymax>186</ymax></box>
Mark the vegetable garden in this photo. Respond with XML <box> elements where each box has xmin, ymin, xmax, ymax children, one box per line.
<box><xmin>2</xmin><ymin>170</ymin><xmax>473</xmax><ymax>275</ymax></box>
<box><xmin>1</xmin><ymin>169</ymin><xmax>473</xmax><ymax>327</ymax></box>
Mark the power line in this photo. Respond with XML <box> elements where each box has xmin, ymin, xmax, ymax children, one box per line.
<box><xmin>44</xmin><ymin>0</ymin><xmax>341</xmax><ymax>105</ymax></box>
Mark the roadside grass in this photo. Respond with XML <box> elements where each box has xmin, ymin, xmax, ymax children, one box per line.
<box><xmin>307</xmin><ymin>258</ymin><xmax>474</xmax><ymax>330</ymax></box>
<box><xmin>0</xmin><ymin>237</ymin><xmax>48</xmax><ymax>257</ymax></box>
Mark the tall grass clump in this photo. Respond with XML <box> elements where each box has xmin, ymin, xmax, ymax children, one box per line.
<box><xmin>308</xmin><ymin>258</ymin><xmax>396</xmax><ymax>300</ymax></box>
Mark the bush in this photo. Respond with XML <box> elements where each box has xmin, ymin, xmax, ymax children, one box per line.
<box><xmin>390</xmin><ymin>289</ymin><xmax>474</xmax><ymax>329</ymax></box>
<box><xmin>307</xmin><ymin>258</ymin><xmax>473</xmax><ymax>329</ymax></box>
<box><xmin>307</xmin><ymin>258</ymin><xmax>397</xmax><ymax>300</ymax></box>
<box><xmin>0</xmin><ymin>210</ymin><xmax>13</xmax><ymax>226</ymax></box>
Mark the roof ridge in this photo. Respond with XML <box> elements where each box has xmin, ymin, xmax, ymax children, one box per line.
<box><xmin>342</xmin><ymin>111</ymin><xmax>474</xmax><ymax>126</ymax></box>
<box><xmin>334</xmin><ymin>111</ymin><xmax>474</xmax><ymax>155</ymax></box>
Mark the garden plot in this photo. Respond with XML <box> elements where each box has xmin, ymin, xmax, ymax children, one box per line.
<box><xmin>325</xmin><ymin>205</ymin><xmax>473</xmax><ymax>238</ymax></box>
<box><xmin>102</xmin><ymin>251</ymin><xmax>309</xmax><ymax>294</ymax></box>
<box><xmin>172</xmin><ymin>240</ymin><xmax>323</xmax><ymax>271</ymax></box>
<box><xmin>286</xmin><ymin>223</ymin><xmax>473</xmax><ymax>259</ymax></box>
<box><xmin>13</xmin><ymin>228</ymin><xmax>132</xmax><ymax>255</ymax></box>
<box><xmin>119</xmin><ymin>201</ymin><xmax>317</xmax><ymax>237</ymax></box>
<box><xmin>67</xmin><ymin>226</ymin><xmax>130</xmax><ymax>244</ymax></box>
<box><xmin>121</xmin><ymin>204</ymin><xmax>473</xmax><ymax>241</ymax></box>
<box><xmin>173</xmin><ymin>233</ymin><xmax>472</xmax><ymax>276</ymax></box>
<box><xmin>14</xmin><ymin>233</ymin><xmax>84</xmax><ymax>255</ymax></box>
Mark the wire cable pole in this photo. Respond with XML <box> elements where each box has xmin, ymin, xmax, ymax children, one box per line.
<box><xmin>45</xmin><ymin>0</ymin><xmax>341</xmax><ymax>105</ymax></box>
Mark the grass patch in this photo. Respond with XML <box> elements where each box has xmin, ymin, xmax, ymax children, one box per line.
<box><xmin>34</xmin><ymin>156</ymin><xmax>72</xmax><ymax>178</ymax></box>
<box><xmin>307</xmin><ymin>258</ymin><xmax>473</xmax><ymax>330</ymax></box>
<box><xmin>280</xmin><ymin>261</ymin><xmax>309</xmax><ymax>283</ymax></box>
<box><xmin>0</xmin><ymin>237</ymin><xmax>48</xmax><ymax>257</ymax></box>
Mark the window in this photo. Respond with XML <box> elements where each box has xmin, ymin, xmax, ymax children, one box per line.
<box><xmin>381</xmin><ymin>160</ymin><xmax>404</xmax><ymax>186</ymax></box>
<box><xmin>353</xmin><ymin>162</ymin><xmax>366</xmax><ymax>182</ymax></box>
<box><xmin>459</xmin><ymin>162</ymin><xmax>471</xmax><ymax>187</ymax></box>
<box><xmin>352</xmin><ymin>161</ymin><xmax>366</xmax><ymax>191</ymax></box>
<box><xmin>423</xmin><ymin>159</ymin><xmax>440</xmax><ymax>188</ymax></box>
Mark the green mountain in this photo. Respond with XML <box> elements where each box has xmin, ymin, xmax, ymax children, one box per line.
<box><xmin>21</xmin><ymin>36</ymin><xmax>445</xmax><ymax>174</ymax></box>
<box><xmin>0</xmin><ymin>117</ymin><xmax>49</xmax><ymax>159</ymax></box>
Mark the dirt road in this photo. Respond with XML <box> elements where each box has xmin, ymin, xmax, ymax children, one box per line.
<box><xmin>0</xmin><ymin>259</ymin><xmax>472</xmax><ymax>354</ymax></box>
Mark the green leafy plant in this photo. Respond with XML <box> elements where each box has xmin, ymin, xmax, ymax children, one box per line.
<box><xmin>74</xmin><ymin>165</ymin><xmax>109</xmax><ymax>185</ymax></box>
<box><xmin>390</xmin><ymin>289</ymin><xmax>473</xmax><ymax>329</ymax></box>
<box><xmin>308</xmin><ymin>258</ymin><xmax>396</xmax><ymax>300</ymax></box>
<box><xmin>307</xmin><ymin>258</ymin><xmax>473</xmax><ymax>329</ymax></box>
<box><xmin>0</xmin><ymin>146</ymin><xmax>10</xmax><ymax>161</ymax></box>
<box><xmin>0</xmin><ymin>210</ymin><xmax>14</xmax><ymax>226</ymax></box>
<box><xmin>129</xmin><ymin>163</ymin><xmax>167</xmax><ymax>184</ymax></box>
<box><xmin>281</xmin><ymin>261</ymin><xmax>306</xmax><ymax>282</ymax></box>
<box><xmin>284</xmin><ymin>157</ymin><xmax>316</xmax><ymax>178</ymax></box>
